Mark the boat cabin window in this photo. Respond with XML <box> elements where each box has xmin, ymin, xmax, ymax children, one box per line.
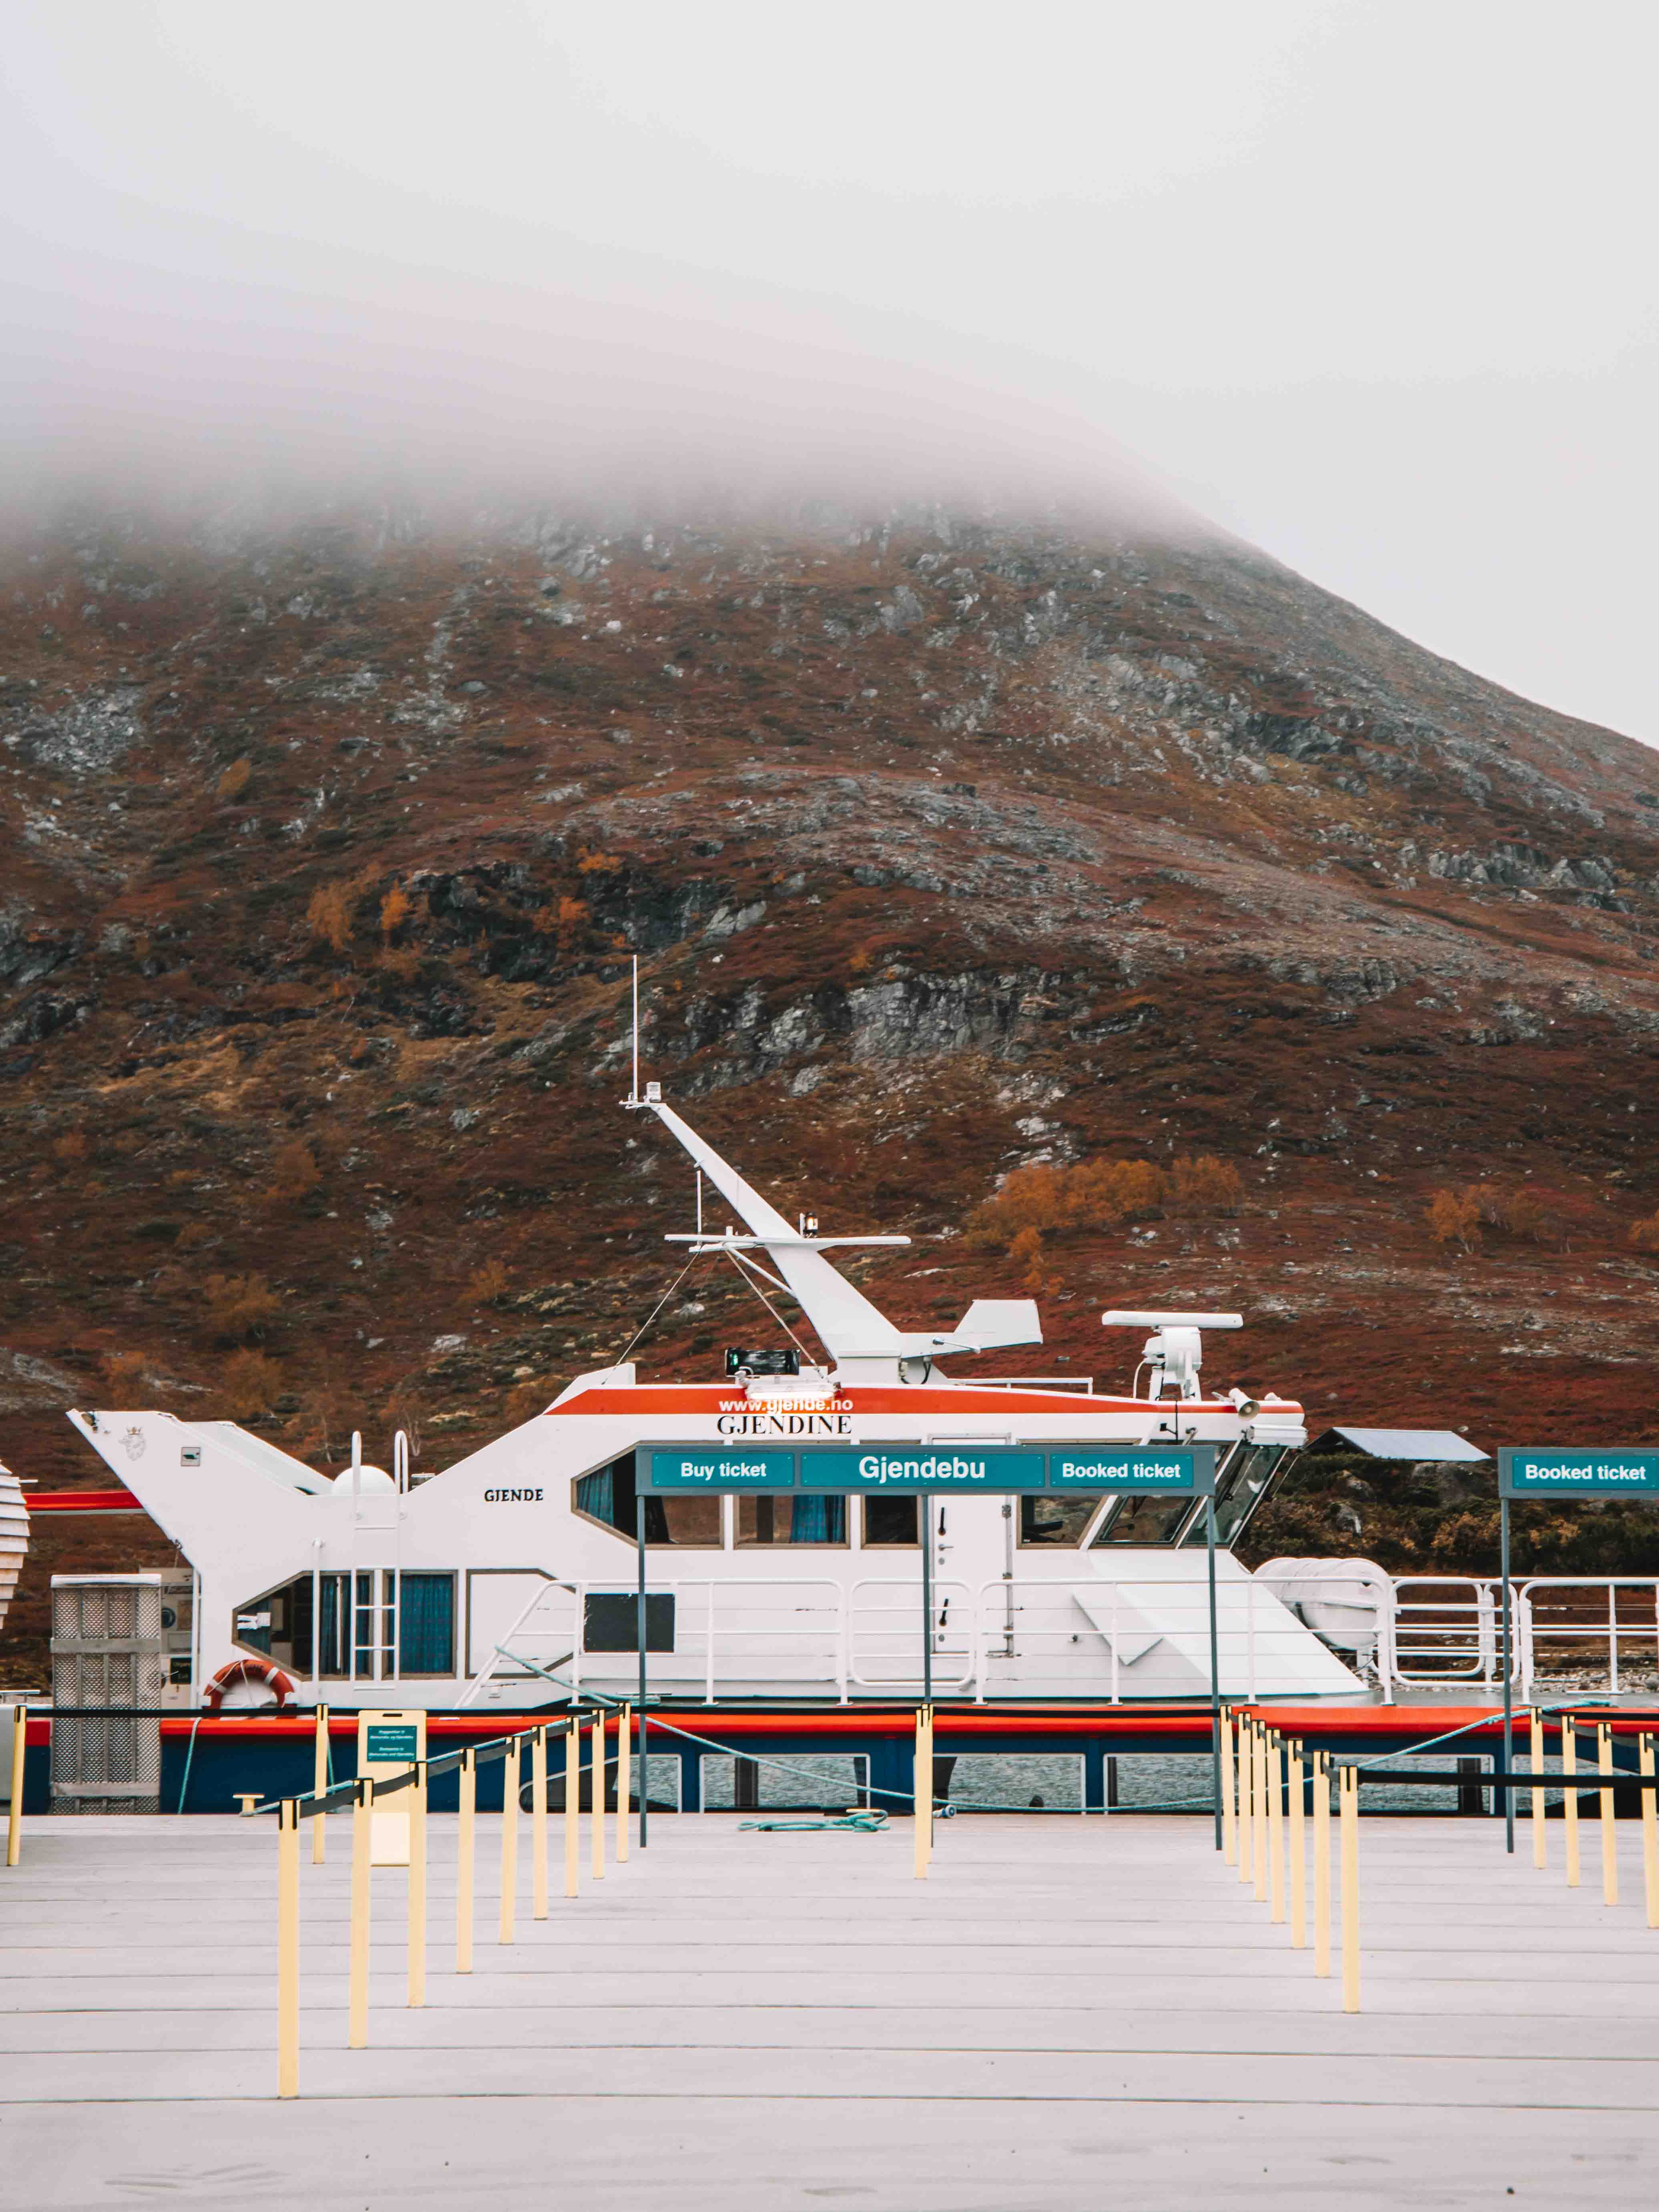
<box><xmin>233</xmin><ymin>1569</ymin><xmax>456</xmax><ymax>1678</ymax></box>
<box><xmin>1090</xmin><ymin>1492</ymin><xmax>1196</xmax><ymax>1546</ymax></box>
<box><xmin>737</xmin><ymin>1495</ymin><xmax>847</xmax><ymax>1546</ymax></box>
<box><xmin>572</xmin><ymin>1454</ymin><xmax>722</xmax><ymax>1546</ymax></box>
<box><xmin>859</xmin><ymin>1497</ymin><xmax>919</xmax><ymax>1546</ymax></box>
<box><xmin>1019</xmin><ymin>1493</ymin><xmax>1103</xmax><ymax>1547</ymax></box>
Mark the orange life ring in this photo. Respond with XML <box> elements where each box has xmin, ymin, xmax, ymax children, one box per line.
<box><xmin>205</xmin><ymin>1658</ymin><xmax>297</xmax><ymax>1715</ymax></box>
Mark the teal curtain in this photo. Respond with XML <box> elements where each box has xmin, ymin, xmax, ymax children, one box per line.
<box><xmin>789</xmin><ymin>1494</ymin><xmax>845</xmax><ymax>1544</ymax></box>
<box><xmin>319</xmin><ymin>1573</ymin><xmax>345</xmax><ymax>1677</ymax></box>
<box><xmin>398</xmin><ymin>1574</ymin><xmax>455</xmax><ymax>1675</ymax></box>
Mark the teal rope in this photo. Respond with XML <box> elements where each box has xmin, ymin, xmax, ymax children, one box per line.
<box><xmin>740</xmin><ymin>1811</ymin><xmax>890</xmax><ymax>1833</ymax></box>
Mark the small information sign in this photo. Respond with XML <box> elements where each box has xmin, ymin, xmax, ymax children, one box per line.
<box><xmin>647</xmin><ymin>1449</ymin><xmax>797</xmax><ymax>1491</ymax></box>
<box><xmin>356</xmin><ymin>1708</ymin><xmax>426</xmax><ymax>1868</ymax></box>
<box><xmin>1049</xmin><ymin>1446</ymin><xmax>1215</xmax><ymax>1495</ymax></box>
<box><xmin>799</xmin><ymin>1447</ymin><xmax>1047</xmax><ymax>1492</ymax></box>
<box><xmin>1498</xmin><ymin>1448</ymin><xmax>1659</xmax><ymax>1499</ymax></box>
<box><xmin>364</xmin><ymin>1723</ymin><xmax>419</xmax><ymax>1765</ymax></box>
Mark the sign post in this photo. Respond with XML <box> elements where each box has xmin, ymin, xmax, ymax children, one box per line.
<box><xmin>1498</xmin><ymin>1449</ymin><xmax>1659</xmax><ymax>1855</ymax></box>
<box><xmin>356</xmin><ymin>1710</ymin><xmax>426</xmax><ymax>1867</ymax></box>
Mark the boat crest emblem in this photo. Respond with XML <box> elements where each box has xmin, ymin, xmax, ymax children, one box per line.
<box><xmin>120</xmin><ymin>1425</ymin><xmax>147</xmax><ymax>1463</ymax></box>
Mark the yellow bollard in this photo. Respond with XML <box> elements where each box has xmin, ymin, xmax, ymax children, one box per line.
<box><xmin>591</xmin><ymin>1714</ymin><xmax>605</xmax><ymax>1881</ymax></box>
<box><xmin>616</xmin><ymin>1705</ymin><xmax>631</xmax><ymax>1866</ymax></box>
<box><xmin>456</xmin><ymin>1748</ymin><xmax>475</xmax><ymax>1975</ymax></box>
<box><xmin>277</xmin><ymin>1798</ymin><xmax>300</xmax><ymax>2099</ymax></box>
<box><xmin>532</xmin><ymin>1727</ymin><xmax>548</xmax><ymax>1919</ymax></box>
<box><xmin>913</xmin><ymin>1706</ymin><xmax>928</xmax><ymax>1881</ymax></box>
<box><xmin>1237</xmin><ymin>1719</ymin><xmax>1254</xmax><ymax>1886</ymax></box>
<box><xmin>565</xmin><ymin>1715</ymin><xmax>580</xmax><ymax>1898</ymax></box>
<box><xmin>407</xmin><ymin>1758</ymin><xmax>426</xmax><ymax>2008</ymax></box>
<box><xmin>348</xmin><ymin>1776</ymin><xmax>374</xmax><ymax>2048</ymax></box>
<box><xmin>1253</xmin><ymin>1726</ymin><xmax>1269</xmax><ymax>1905</ymax></box>
<box><xmin>1268</xmin><ymin>1733</ymin><xmax>1285</xmax><ymax>1925</ymax></box>
<box><xmin>1289</xmin><ymin>1741</ymin><xmax>1306</xmax><ymax>1950</ymax></box>
<box><xmin>5</xmin><ymin>1701</ymin><xmax>26</xmax><ymax>1869</ymax></box>
<box><xmin>1221</xmin><ymin>1708</ymin><xmax>1237</xmax><ymax>1865</ymax></box>
<box><xmin>1530</xmin><ymin>1708</ymin><xmax>1547</xmax><ymax>1870</ymax></box>
<box><xmin>1313</xmin><ymin>1751</ymin><xmax>1331</xmax><ymax>1979</ymax></box>
<box><xmin>1563</xmin><ymin>1719</ymin><xmax>1581</xmax><ymax>1889</ymax></box>
<box><xmin>311</xmin><ymin>1703</ymin><xmax>329</xmax><ymax>1866</ymax></box>
<box><xmin>1339</xmin><ymin>1763</ymin><xmax>1360</xmax><ymax>2013</ymax></box>
<box><xmin>500</xmin><ymin>1735</ymin><xmax>520</xmax><ymax>1943</ymax></box>
<box><xmin>1597</xmin><ymin>1722</ymin><xmax>1618</xmax><ymax>1907</ymax></box>
<box><xmin>926</xmin><ymin>1708</ymin><xmax>936</xmax><ymax>1866</ymax></box>
<box><xmin>1641</xmin><ymin>1734</ymin><xmax>1658</xmax><ymax>1929</ymax></box>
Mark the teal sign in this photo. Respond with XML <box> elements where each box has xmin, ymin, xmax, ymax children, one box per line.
<box><xmin>800</xmin><ymin>1448</ymin><xmax>1047</xmax><ymax>1492</ymax></box>
<box><xmin>1499</xmin><ymin>1448</ymin><xmax>1659</xmax><ymax>1499</ymax></box>
<box><xmin>365</xmin><ymin>1724</ymin><xmax>418</xmax><ymax>1764</ymax></box>
<box><xmin>648</xmin><ymin>1449</ymin><xmax>797</xmax><ymax>1491</ymax></box>
<box><xmin>1050</xmin><ymin>1447</ymin><xmax>1214</xmax><ymax>1495</ymax></box>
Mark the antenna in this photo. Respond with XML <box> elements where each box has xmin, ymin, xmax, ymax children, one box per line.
<box><xmin>631</xmin><ymin>954</ymin><xmax>639</xmax><ymax>1105</ymax></box>
<box><xmin>696</xmin><ymin>1167</ymin><xmax>703</xmax><ymax>1238</ymax></box>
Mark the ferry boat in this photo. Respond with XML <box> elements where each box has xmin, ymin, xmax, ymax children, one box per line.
<box><xmin>66</xmin><ymin>1082</ymin><xmax>1365</xmax><ymax>1710</ymax></box>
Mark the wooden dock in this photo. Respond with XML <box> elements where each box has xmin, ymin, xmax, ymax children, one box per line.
<box><xmin>5</xmin><ymin>1811</ymin><xmax>1659</xmax><ymax>2208</ymax></box>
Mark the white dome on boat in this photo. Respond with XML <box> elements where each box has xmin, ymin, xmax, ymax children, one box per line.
<box><xmin>341</xmin><ymin>1463</ymin><xmax>396</xmax><ymax>1492</ymax></box>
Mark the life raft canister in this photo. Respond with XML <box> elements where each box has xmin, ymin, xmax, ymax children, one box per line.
<box><xmin>205</xmin><ymin>1658</ymin><xmax>297</xmax><ymax>1715</ymax></box>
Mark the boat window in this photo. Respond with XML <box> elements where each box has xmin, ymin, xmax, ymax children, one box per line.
<box><xmin>1019</xmin><ymin>1494</ymin><xmax>1102</xmax><ymax>1547</ymax></box>
<box><xmin>860</xmin><ymin>1497</ymin><xmax>919</xmax><ymax>1546</ymax></box>
<box><xmin>233</xmin><ymin>1569</ymin><xmax>454</xmax><ymax>1678</ymax></box>
<box><xmin>1185</xmin><ymin>1443</ymin><xmax>1290</xmax><ymax>1549</ymax></box>
<box><xmin>572</xmin><ymin>1451</ymin><xmax>723</xmax><ymax>1547</ymax></box>
<box><xmin>1089</xmin><ymin>1491</ymin><xmax>1198</xmax><ymax>1547</ymax></box>
<box><xmin>737</xmin><ymin>1495</ymin><xmax>847</xmax><ymax>1546</ymax></box>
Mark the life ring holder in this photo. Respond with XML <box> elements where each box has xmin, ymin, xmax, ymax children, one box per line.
<box><xmin>205</xmin><ymin>1658</ymin><xmax>297</xmax><ymax>1716</ymax></box>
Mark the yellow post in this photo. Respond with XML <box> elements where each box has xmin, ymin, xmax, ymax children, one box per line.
<box><xmin>1530</xmin><ymin>1707</ymin><xmax>1547</xmax><ymax>1869</ymax></box>
<box><xmin>456</xmin><ymin>1748</ymin><xmax>475</xmax><ymax>1975</ymax></box>
<box><xmin>1253</xmin><ymin>1726</ymin><xmax>1269</xmax><ymax>1905</ymax></box>
<box><xmin>311</xmin><ymin>1703</ymin><xmax>329</xmax><ymax>1866</ymax></box>
<box><xmin>407</xmin><ymin>1758</ymin><xmax>426</xmax><ymax>2008</ymax></box>
<box><xmin>1641</xmin><ymin>1734</ymin><xmax>1658</xmax><ymax>1929</ymax></box>
<box><xmin>1598</xmin><ymin>1721</ymin><xmax>1618</xmax><ymax>1908</ymax></box>
<box><xmin>926</xmin><ymin>1707</ymin><xmax>936</xmax><ymax>1866</ymax></box>
<box><xmin>499</xmin><ymin>1735</ymin><xmax>520</xmax><ymax>1943</ymax></box>
<box><xmin>1237</xmin><ymin>1719</ymin><xmax>1253</xmax><ymax>1886</ymax></box>
<box><xmin>1268</xmin><ymin>1733</ymin><xmax>1285</xmax><ymax>1925</ymax></box>
<box><xmin>1339</xmin><ymin>1763</ymin><xmax>1360</xmax><ymax>2013</ymax></box>
<box><xmin>1563</xmin><ymin>1718</ymin><xmax>1580</xmax><ymax>1889</ymax></box>
<box><xmin>1313</xmin><ymin>1751</ymin><xmax>1331</xmax><ymax>1979</ymax></box>
<box><xmin>616</xmin><ymin>1705</ymin><xmax>631</xmax><ymax>1865</ymax></box>
<box><xmin>5</xmin><ymin>1702</ymin><xmax>26</xmax><ymax>1869</ymax></box>
<box><xmin>277</xmin><ymin>1798</ymin><xmax>300</xmax><ymax>2099</ymax></box>
<box><xmin>1221</xmin><ymin>1708</ymin><xmax>1237</xmax><ymax>1865</ymax></box>
<box><xmin>348</xmin><ymin>1776</ymin><xmax>373</xmax><ymax>2049</ymax></box>
<box><xmin>564</xmin><ymin>1715</ymin><xmax>580</xmax><ymax>1899</ymax></box>
<box><xmin>590</xmin><ymin>1714</ymin><xmax>606</xmax><ymax>1881</ymax></box>
<box><xmin>1289</xmin><ymin>1740</ymin><xmax>1306</xmax><ymax>1950</ymax></box>
<box><xmin>531</xmin><ymin>1727</ymin><xmax>549</xmax><ymax>1920</ymax></box>
<box><xmin>913</xmin><ymin>1706</ymin><xmax>929</xmax><ymax>1881</ymax></box>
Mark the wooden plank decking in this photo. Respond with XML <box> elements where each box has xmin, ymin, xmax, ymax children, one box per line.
<box><xmin>4</xmin><ymin>1811</ymin><xmax>1659</xmax><ymax>2208</ymax></box>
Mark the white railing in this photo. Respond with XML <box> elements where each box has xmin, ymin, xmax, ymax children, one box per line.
<box><xmin>846</xmin><ymin>1578</ymin><xmax>975</xmax><ymax>1690</ymax></box>
<box><xmin>1516</xmin><ymin>1579</ymin><xmax>1659</xmax><ymax>1698</ymax></box>
<box><xmin>1386</xmin><ymin>1576</ymin><xmax>1502</xmax><ymax>1689</ymax></box>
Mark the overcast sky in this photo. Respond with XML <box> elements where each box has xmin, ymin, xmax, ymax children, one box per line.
<box><xmin>2</xmin><ymin>1</ymin><xmax>1655</xmax><ymax>741</ymax></box>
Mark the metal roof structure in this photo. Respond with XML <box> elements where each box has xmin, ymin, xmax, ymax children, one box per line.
<box><xmin>1308</xmin><ymin>1426</ymin><xmax>1489</xmax><ymax>1463</ymax></box>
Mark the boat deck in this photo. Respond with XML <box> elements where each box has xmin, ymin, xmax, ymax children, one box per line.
<box><xmin>5</xmin><ymin>1811</ymin><xmax>1659</xmax><ymax>2209</ymax></box>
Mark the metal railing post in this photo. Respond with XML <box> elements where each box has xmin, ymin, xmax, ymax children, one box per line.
<box><xmin>456</xmin><ymin>1748</ymin><xmax>475</xmax><ymax>1974</ymax></box>
<box><xmin>1641</xmin><ymin>1734</ymin><xmax>1659</xmax><ymax>1929</ymax></box>
<box><xmin>348</xmin><ymin>1777</ymin><xmax>373</xmax><ymax>2048</ymax></box>
<box><xmin>1313</xmin><ymin>1751</ymin><xmax>1331</xmax><ymax>1979</ymax></box>
<box><xmin>532</xmin><ymin>1726</ymin><xmax>548</xmax><ymax>1918</ymax></box>
<box><xmin>500</xmin><ymin>1735</ymin><xmax>520</xmax><ymax>1943</ymax></box>
<box><xmin>1268</xmin><ymin>1733</ymin><xmax>1285</xmax><ymax>1924</ymax></box>
<box><xmin>565</xmin><ymin>1715</ymin><xmax>580</xmax><ymax>1898</ymax></box>
<box><xmin>1237</xmin><ymin>1719</ymin><xmax>1254</xmax><ymax>1887</ymax></box>
<box><xmin>1339</xmin><ymin>1765</ymin><xmax>1360</xmax><ymax>2013</ymax></box>
<box><xmin>277</xmin><ymin>1798</ymin><xmax>300</xmax><ymax>2098</ymax></box>
<box><xmin>1563</xmin><ymin>1719</ymin><xmax>1581</xmax><ymax>1889</ymax></box>
<box><xmin>311</xmin><ymin>1703</ymin><xmax>329</xmax><ymax>1865</ymax></box>
<box><xmin>1253</xmin><ymin>1726</ymin><xmax>1268</xmax><ymax>1905</ymax></box>
<box><xmin>5</xmin><ymin>1702</ymin><xmax>25</xmax><ymax>1868</ymax></box>
<box><xmin>616</xmin><ymin>1706</ymin><xmax>630</xmax><ymax>1865</ymax></box>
